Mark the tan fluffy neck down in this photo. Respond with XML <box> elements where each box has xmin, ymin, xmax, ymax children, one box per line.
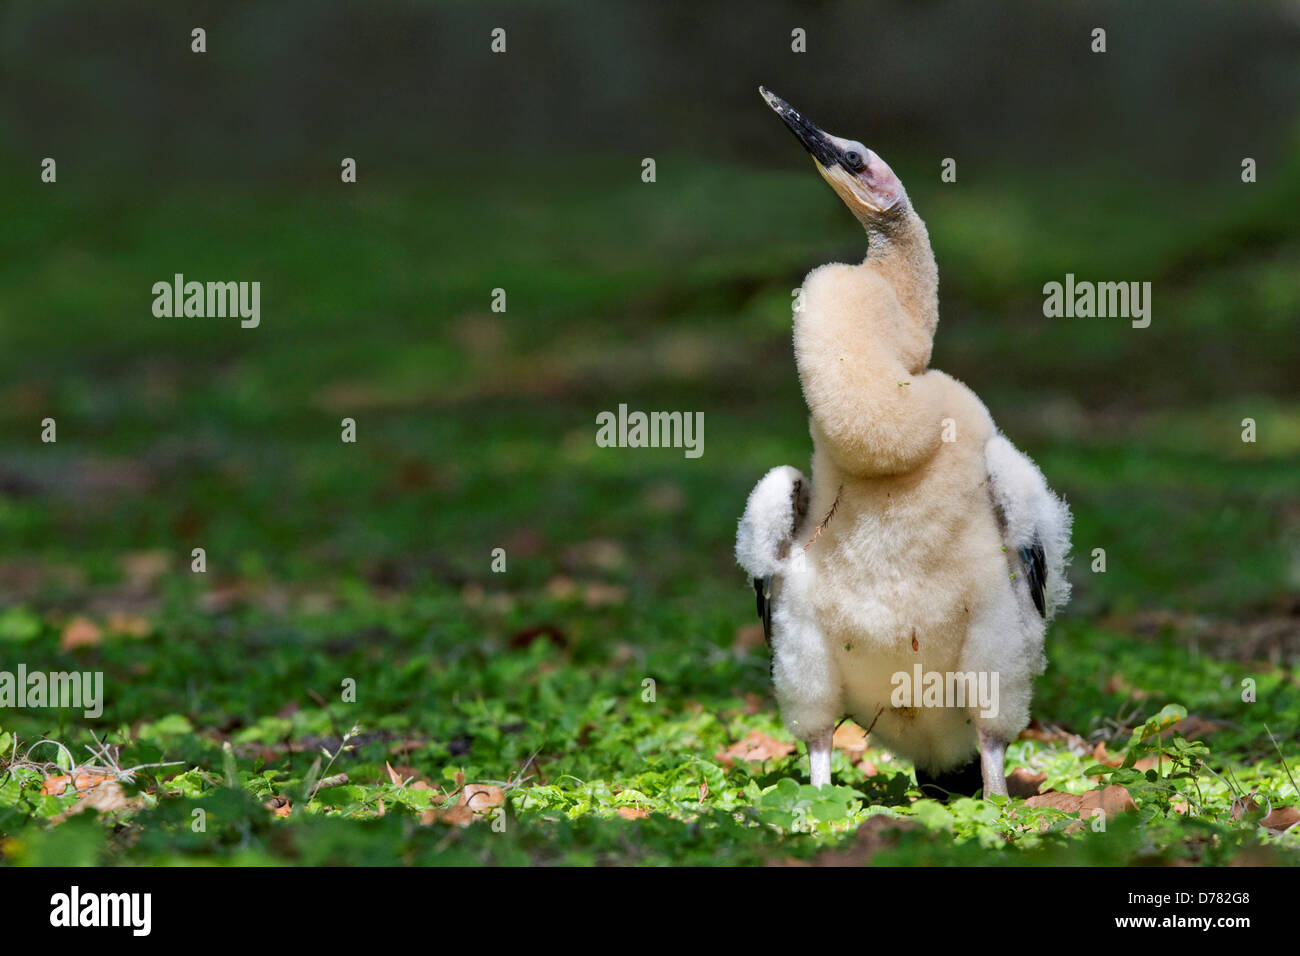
<box><xmin>793</xmin><ymin>209</ymin><xmax>947</xmax><ymax>478</ymax></box>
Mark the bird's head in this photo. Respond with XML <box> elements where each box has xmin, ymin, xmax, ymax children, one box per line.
<box><xmin>759</xmin><ymin>87</ymin><xmax>905</xmax><ymax>227</ymax></box>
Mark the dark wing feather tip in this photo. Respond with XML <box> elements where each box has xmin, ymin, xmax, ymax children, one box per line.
<box><xmin>754</xmin><ymin>577</ymin><xmax>773</xmax><ymax>644</ymax></box>
<box><xmin>1018</xmin><ymin>538</ymin><xmax>1047</xmax><ymax>618</ymax></box>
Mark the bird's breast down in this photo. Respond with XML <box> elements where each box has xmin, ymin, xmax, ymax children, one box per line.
<box><xmin>793</xmin><ymin>407</ymin><xmax>1011</xmax><ymax>758</ymax></box>
<box><xmin>809</xmin><ymin>465</ymin><xmax>1000</xmax><ymax>659</ymax></box>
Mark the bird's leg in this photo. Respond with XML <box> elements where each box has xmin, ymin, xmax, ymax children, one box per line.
<box><xmin>807</xmin><ymin>727</ymin><xmax>833</xmax><ymax>788</ymax></box>
<box><xmin>977</xmin><ymin>730</ymin><xmax>1008</xmax><ymax>798</ymax></box>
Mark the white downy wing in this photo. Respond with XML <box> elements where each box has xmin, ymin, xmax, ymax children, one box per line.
<box><xmin>984</xmin><ymin>433</ymin><xmax>1072</xmax><ymax>619</ymax></box>
<box><xmin>736</xmin><ymin>465</ymin><xmax>811</xmax><ymax>641</ymax></box>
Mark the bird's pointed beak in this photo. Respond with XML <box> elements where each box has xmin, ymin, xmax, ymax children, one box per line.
<box><xmin>759</xmin><ymin>86</ymin><xmax>844</xmax><ymax>171</ymax></box>
<box><xmin>759</xmin><ymin>86</ymin><xmax>903</xmax><ymax>219</ymax></box>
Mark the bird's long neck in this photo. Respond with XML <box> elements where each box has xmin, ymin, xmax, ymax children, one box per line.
<box><xmin>864</xmin><ymin>204</ymin><xmax>939</xmax><ymax>342</ymax></box>
<box><xmin>793</xmin><ymin>200</ymin><xmax>948</xmax><ymax>478</ymax></box>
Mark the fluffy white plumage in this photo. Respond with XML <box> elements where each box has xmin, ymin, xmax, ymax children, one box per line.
<box><xmin>735</xmin><ymin>465</ymin><xmax>809</xmax><ymax>580</ymax></box>
<box><xmin>984</xmin><ymin>433</ymin><xmax>1073</xmax><ymax>619</ymax></box>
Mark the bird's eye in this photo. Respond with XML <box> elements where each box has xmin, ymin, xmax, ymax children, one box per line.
<box><xmin>844</xmin><ymin>150</ymin><xmax>864</xmax><ymax>170</ymax></box>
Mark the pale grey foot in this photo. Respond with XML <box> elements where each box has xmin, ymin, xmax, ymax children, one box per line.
<box><xmin>978</xmin><ymin>730</ymin><xmax>1009</xmax><ymax>798</ymax></box>
<box><xmin>807</xmin><ymin>727</ymin><xmax>833</xmax><ymax>788</ymax></box>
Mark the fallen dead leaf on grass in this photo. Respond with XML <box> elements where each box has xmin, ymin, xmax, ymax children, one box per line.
<box><xmin>832</xmin><ymin>721</ymin><xmax>869</xmax><ymax>760</ymax></box>
<box><xmin>1260</xmin><ymin>806</ymin><xmax>1299</xmax><ymax>832</ymax></box>
<box><xmin>385</xmin><ymin>761</ymin><xmax>436</xmax><ymax>789</ymax></box>
<box><xmin>41</xmin><ymin>775</ymin><xmax>71</xmax><ymax>796</ymax></box>
<box><xmin>716</xmin><ymin>729</ymin><xmax>796</xmax><ymax>767</ymax></box>
<box><xmin>460</xmin><ymin>784</ymin><xmax>505</xmax><ymax>811</ymax></box>
<box><xmin>59</xmin><ymin>616</ymin><xmax>102</xmax><ymax>651</ymax></box>
<box><xmin>47</xmin><ymin>773</ymin><xmax>134</xmax><ymax>824</ymax></box>
<box><xmin>1025</xmin><ymin>784</ymin><xmax>1136</xmax><ymax>820</ymax></box>
<box><xmin>1089</xmin><ymin>741</ymin><xmax>1157</xmax><ymax>773</ymax></box>
<box><xmin>1006</xmin><ymin>768</ymin><xmax>1046</xmax><ymax>798</ymax></box>
<box><xmin>421</xmin><ymin>803</ymin><xmax>474</xmax><ymax>827</ymax></box>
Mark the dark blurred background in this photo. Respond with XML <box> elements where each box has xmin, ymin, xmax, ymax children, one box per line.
<box><xmin>5</xmin><ymin>0</ymin><xmax>1298</xmax><ymax>176</ymax></box>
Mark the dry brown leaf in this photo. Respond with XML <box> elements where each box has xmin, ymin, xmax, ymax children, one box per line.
<box><xmin>1017</xmin><ymin>721</ymin><xmax>1059</xmax><ymax>743</ymax></box>
<box><xmin>1024</xmin><ymin>790</ymin><xmax>1087</xmax><ymax>814</ymax></box>
<box><xmin>1025</xmin><ymin>784</ymin><xmax>1136</xmax><ymax>820</ymax></box>
<box><xmin>716</xmin><ymin>729</ymin><xmax>796</xmax><ymax>768</ymax></box>
<box><xmin>383</xmin><ymin>764</ymin><xmax>436</xmax><ymax>792</ymax></box>
<box><xmin>1231</xmin><ymin>796</ymin><xmax>1261</xmax><ymax>821</ymax></box>
<box><xmin>1006</xmin><ymin>768</ymin><xmax>1046</xmax><ymax>798</ymax></box>
<box><xmin>617</xmin><ymin>806</ymin><xmax>650</xmax><ymax>820</ymax></box>
<box><xmin>74</xmin><ymin>780</ymin><xmax>129</xmax><ymax>815</ymax></box>
<box><xmin>460</xmin><ymin>784</ymin><xmax>505</xmax><ymax>812</ymax></box>
<box><xmin>421</xmin><ymin>803</ymin><xmax>474</xmax><ymax>827</ymax></box>
<box><xmin>1091</xmin><ymin>741</ymin><xmax>1122</xmax><ymax>768</ymax></box>
<box><xmin>51</xmin><ymin>776</ymin><xmax>134</xmax><ymax>824</ymax></box>
<box><xmin>1090</xmin><ymin>741</ymin><xmax>1156</xmax><ymax>773</ymax></box>
<box><xmin>833</xmin><ymin>721</ymin><xmax>869</xmax><ymax>760</ymax></box>
<box><xmin>1260</xmin><ymin>806</ymin><xmax>1300</xmax><ymax>832</ymax></box>
<box><xmin>1097</xmin><ymin>784</ymin><xmax>1138</xmax><ymax>818</ymax></box>
<box><xmin>72</xmin><ymin>771</ymin><xmax>117</xmax><ymax>791</ymax></box>
<box><xmin>60</xmin><ymin>616</ymin><xmax>102</xmax><ymax>651</ymax></box>
<box><xmin>41</xmin><ymin>775</ymin><xmax>71</xmax><ymax>795</ymax></box>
